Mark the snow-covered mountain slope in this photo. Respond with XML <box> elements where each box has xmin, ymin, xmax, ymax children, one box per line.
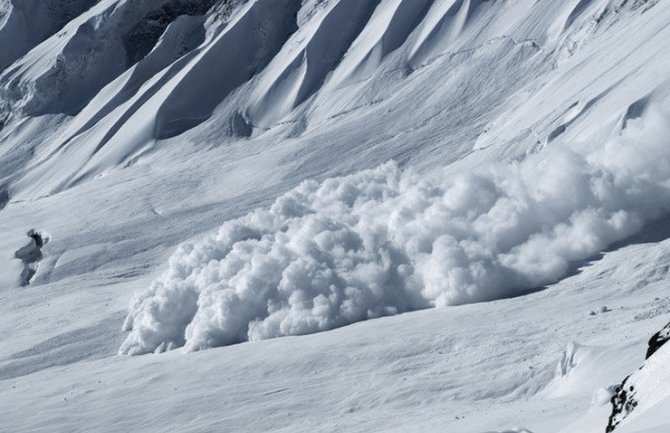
<box><xmin>1</xmin><ymin>0</ymin><xmax>670</xmax><ymax>432</ymax></box>
<box><xmin>3</xmin><ymin>221</ymin><xmax>670</xmax><ymax>433</ymax></box>
<box><xmin>2</xmin><ymin>0</ymin><xmax>669</xmax><ymax>200</ymax></box>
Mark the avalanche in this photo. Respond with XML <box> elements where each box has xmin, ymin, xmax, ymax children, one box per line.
<box><xmin>121</xmin><ymin>101</ymin><xmax>670</xmax><ymax>354</ymax></box>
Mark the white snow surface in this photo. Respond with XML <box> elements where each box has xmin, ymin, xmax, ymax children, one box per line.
<box><xmin>618</xmin><ymin>343</ymin><xmax>670</xmax><ymax>430</ymax></box>
<box><xmin>1</xmin><ymin>0</ymin><xmax>670</xmax><ymax>432</ymax></box>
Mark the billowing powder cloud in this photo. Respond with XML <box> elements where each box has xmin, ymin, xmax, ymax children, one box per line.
<box><xmin>120</xmin><ymin>104</ymin><xmax>670</xmax><ymax>355</ymax></box>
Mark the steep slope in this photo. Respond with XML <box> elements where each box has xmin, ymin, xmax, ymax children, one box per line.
<box><xmin>0</xmin><ymin>0</ymin><xmax>100</xmax><ymax>72</ymax></box>
<box><xmin>1</xmin><ymin>0</ymin><xmax>670</xmax><ymax>432</ymax></box>
<box><xmin>2</xmin><ymin>0</ymin><xmax>668</xmax><ymax>200</ymax></box>
<box><xmin>606</xmin><ymin>321</ymin><xmax>670</xmax><ymax>432</ymax></box>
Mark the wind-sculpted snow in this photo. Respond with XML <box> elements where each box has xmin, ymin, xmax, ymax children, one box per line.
<box><xmin>2</xmin><ymin>0</ymin><xmax>662</xmax><ymax>199</ymax></box>
<box><xmin>154</xmin><ymin>0</ymin><xmax>301</xmax><ymax>138</ymax></box>
<box><xmin>408</xmin><ymin>0</ymin><xmax>493</xmax><ymax>67</ymax></box>
<box><xmin>0</xmin><ymin>0</ymin><xmax>100</xmax><ymax>72</ymax></box>
<box><xmin>245</xmin><ymin>0</ymin><xmax>382</xmax><ymax>127</ymax></box>
<box><xmin>0</xmin><ymin>0</ymin><xmax>220</xmax><ymax>117</ymax></box>
<box><xmin>120</xmin><ymin>104</ymin><xmax>670</xmax><ymax>355</ymax></box>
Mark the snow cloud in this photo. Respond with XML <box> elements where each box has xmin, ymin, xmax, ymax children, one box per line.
<box><xmin>120</xmin><ymin>103</ymin><xmax>670</xmax><ymax>355</ymax></box>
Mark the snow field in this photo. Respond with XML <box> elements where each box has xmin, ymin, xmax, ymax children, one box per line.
<box><xmin>1</xmin><ymin>0</ymin><xmax>670</xmax><ymax>432</ymax></box>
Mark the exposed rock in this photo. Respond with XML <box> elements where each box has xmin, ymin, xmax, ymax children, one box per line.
<box><xmin>123</xmin><ymin>0</ymin><xmax>219</xmax><ymax>65</ymax></box>
<box><xmin>606</xmin><ymin>319</ymin><xmax>670</xmax><ymax>432</ymax></box>
<box><xmin>607</xmin><ymin>374</ymin><xmax>638</xmax><ymax>432</ymax></box>
<box><xmin>0</xmin><ymin>0</ymin><xmax>100</xmax><ymax>72</ymax></box>
<box><xmin>646</xmin><ymin>321</ymin><xmax>670</xmax><ymax>360</ymax></box>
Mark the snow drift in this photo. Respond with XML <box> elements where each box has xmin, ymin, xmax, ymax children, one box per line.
<box><xmin>120</xmin><ymin>102</ymin><xmax>670</xmax><ymax>355</ymax></box>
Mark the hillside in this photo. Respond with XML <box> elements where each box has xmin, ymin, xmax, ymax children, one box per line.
<box><xmin>1</xmin><ymin>1</ymin><xmax>670</xmax><ymax>432</ymax></box>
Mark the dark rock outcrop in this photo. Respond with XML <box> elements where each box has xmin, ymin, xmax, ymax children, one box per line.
<box><xmin>606</xmin><ymin>319</ymin><xmax>670</xmax><ymax>432</ymax></box>
<box><xmin>646</xmin><ymin>321</ymin><xmax>670</xmax><ymax>360</ymax></box>
<box><xmin>123</xmin><ymin>0</ymin><xmax>219</xmax><ymax>65</ymax></box>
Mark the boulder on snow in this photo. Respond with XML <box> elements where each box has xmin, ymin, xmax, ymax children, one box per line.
<box><xmin>645</xmin><ymin>321</ymin><xmax>670</xmax><ymax>360</ymax></box>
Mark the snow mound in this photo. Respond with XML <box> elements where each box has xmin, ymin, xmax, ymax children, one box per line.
<box><xmin>119</xmin><ymin>101</ymin><xmax>670</xmax><ymax>355</ymax></box>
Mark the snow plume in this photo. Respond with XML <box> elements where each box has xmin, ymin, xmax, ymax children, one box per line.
<box><xmin>120</xmin><ymin>104</ymin><xmax>670</xmax><ymax>355</ymax></box>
